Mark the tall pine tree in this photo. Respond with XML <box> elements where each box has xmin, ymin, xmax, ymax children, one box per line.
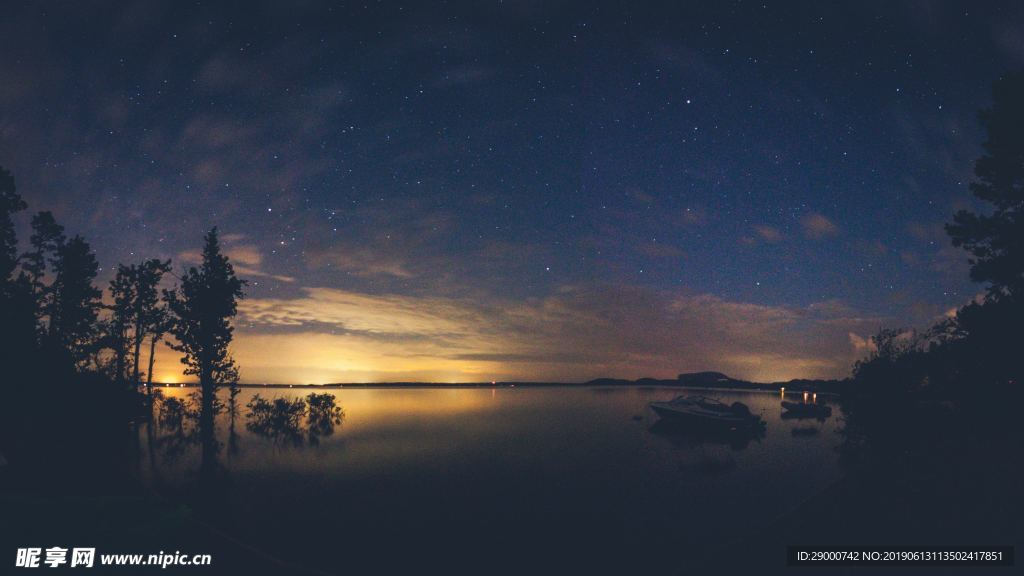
<box><xmin>165</xmin><ymin>228</ymin><xmax>245</xmax><ymax>476</ymax></box>
<box><xmin>946</xmin><ymin>71</ymin><xmax>1024</xmax><ymax>300</ymax></box>
<box><xmin>48</xmin><ymin>236</ymin><xmax>102</xmax><ymax>370</ymax></box>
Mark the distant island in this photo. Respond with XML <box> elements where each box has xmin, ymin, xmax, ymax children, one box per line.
<box><xmin>587</xmin><ymin>371</ymin><xmax>844</xmax><ymax>393</ymax></box>
<box><xmin>158</xmin><ymin>371</ymin><xmax>845</xmax><ymax>393</ymax></box>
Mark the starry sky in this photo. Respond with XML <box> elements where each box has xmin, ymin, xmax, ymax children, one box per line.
<box><xmin>2</xmin><ymin>1</ymin><xmax>1023</xmax><ymax>383</ymax></box>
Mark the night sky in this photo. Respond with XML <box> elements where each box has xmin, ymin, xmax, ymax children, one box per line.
<box><xmin>2</xmin><ymin>1</ymin><xmax>1022</xmax><ymax>383</ymax></box>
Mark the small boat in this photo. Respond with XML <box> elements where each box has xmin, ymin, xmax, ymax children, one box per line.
<box><xmin>649</xmin><ymin>395</ymin><xmax>762</xmax><ymax>428</ymax></box>
<box><xmin>781</xmin><ymin>400</ymin><xmax>832</xmax><ymax>419</ymax></box>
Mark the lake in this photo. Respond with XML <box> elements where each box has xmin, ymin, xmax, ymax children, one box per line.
<box><xmin>138</xmin><ymin>386</ymin><xmax>846</xmax><ymax>575</ymax></box>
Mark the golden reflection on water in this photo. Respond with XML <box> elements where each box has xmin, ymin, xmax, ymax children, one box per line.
<box><xmin>135</xmin><ymin>385</ymin><xmax>851</xmax><ymax>576</ymax></box>
<box><xmin>145</xmin><ymin>386</ymin><xmax>844</xmax><ymax>477</ymax></box>
<box><xmin>140</xmin><ymin>384</ymin><xmax>847</xmax><ymax>555</ymax></box>
<box><xmin>338</xmin><ymin>387</ymin><xmax>498</xmax><ymax>416</ymax></box>
<box><xmin>157</xmin><ymin>385</ymin><xmax>500</xmax><ymax>417</ymax></box>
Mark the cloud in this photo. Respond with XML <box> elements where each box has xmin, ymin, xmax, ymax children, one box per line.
<box><xmin>298</xmin><ymin>199</ymin><xmax>461</xmax><ymax>282</ymax></box>
<box><xmin>848</xmin><ymin>332</ymin><xmax>876</xmax><ymax>353</ymax></box>
<box><xmin>177</xmin><ymin>238</ymin><xmax>294</xmax><ymax>283</ymax></box>
<box><xmin>754</xmin><ymin>225</ymin><xmax>783</xmax><ymax>243</ymax></box>
<box><xmin>180</xmin><ymin>115</ymin><xmax>260</xmax><ymax>150</ymax></box>
<box><xmin>740</xmin><ymin>225</ymin><xmax>784</xmax><ymax>246</ymax></box>
<box><xmin>241</xmin><ymin>287</ymin><xmax>479</xmax><ymax>335</ymax></box>
<box><xmin>224</xmin><ymin>244</ymin><xmax>262</xmax><ymax>267</ymax></box>
<box><xmin>305</xmin><ymin>246</ymin><xmax>415</xmax><ymax>278</ymax></box>
<box><xmin>233</xmin><ymin>266</ymin><xmax>296</xmax><ymax>284</ymax></box>
<box><xmin>196</xmin><ymin>51</ymin><xmax>249</xmax><ymax>92</ymax></box>
<box><xmin>904</xmin><ymin>221</ymin><xmax>969</xmax><ymax>278</ymax></box>
<box><xmin>801</xmin><ymin>213</ymin><xmax>840</xmax><ymax>239</ymax></box>
<box><xmin>220</xmin><ymin>284</ymin><xmax>880</xmax><ymax>383</ymax></box>
<box><xmin>636</xmin><ymin>242</ymin><xmax>683</xmax><ymax>259</ymax></box>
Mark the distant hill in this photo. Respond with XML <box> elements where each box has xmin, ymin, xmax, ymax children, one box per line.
<box><xmin>676</xmin><ymin>371</ymin><xmax>738</xmax><ymax>386</ymax></box>
<box><xmin>585</xmin><ymin>371</ymin><xmax>845</xmax><ymax>392</ymax></box>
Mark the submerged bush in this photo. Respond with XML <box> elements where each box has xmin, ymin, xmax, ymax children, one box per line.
<box><xmin>244</xmin><ymin>392</ymin><xmax>345</xmax><ymax>447</ymax></box>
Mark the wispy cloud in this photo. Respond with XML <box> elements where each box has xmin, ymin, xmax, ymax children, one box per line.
<box><xmin>754</xmin><ymin>225</ymin><xmax>783</xmax><ymax>243</ymax></box>
<box><xmin>636</xmin><ymin>242</ymin><xmax>683</xmax><ymax>259</ymax></box>
<box><xmin>178</xmin><ymin>236</ymin><xmax>295</xmax><ymax>283</ymax></box>
<box><xmin>305</xmin><ymin>246</ymin><xmax>415</xmax><ymax>279</ymax></box>
<box><xmin>226</xmin><ymin>284</ymin><xmax>880</xmax><ymax>383</ymax></box>
<box><xmin>801</xmin><ymin>213</ymin><xmax>840</xmax><ymax>239</ymax></box>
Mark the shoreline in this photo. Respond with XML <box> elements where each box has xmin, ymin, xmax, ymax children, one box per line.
<box><xmin>144</xmin><ymin>379</ymin><xmax>842</xmax><ymax>393</ymax></box>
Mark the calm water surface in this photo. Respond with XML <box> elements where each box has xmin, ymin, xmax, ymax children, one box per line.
<box><xmin>139</xmin><ymin>386</ymin><xmax>845</xmax><ymax>574</ymax></box>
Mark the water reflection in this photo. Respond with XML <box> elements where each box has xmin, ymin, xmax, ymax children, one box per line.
<box><xmin>245</xmin><ymin>392</ymin><xmax>344</xmax><ymax>447</ymax></box>
<box><xmin>157</xmin><ymin>393</ymin><xmax>193</xmax><ymax>430</ymax></box>
<box><xmin>145</xmin><ymin>389</ymin><xmax>346</xmax><ymax>458</ymax></box>
<box><xmin>144</xmin><ymin>389</ymin><xmax>201</xmax><ymax>467</ymax></box>
<box><xmin>648</xmin><ymin>419</ymin><xmax>766</xmax><ymax>450</ymax></box>
<box><xmin>780</xmin><ymin>410</ymin><xmax>831</xmax><ymax>421</ymax></box>
<box><xmin>139</xmin><ymin>387</ymin><xmax>847</xmax><ymax>474</ymax></box>
<box><xmin>246</xmin><ymin>395</ymin><xmax>308</xmax><ymax>446</ymax></box>
<box><xmin>306</xmin><ymin>393</ymin><xmax>345</xmax><ymax>440</ymax></box>
<box><xmin>134</xmin><ymin>387</ymin><xmax>845</xmax><ymax>575</ymax></box>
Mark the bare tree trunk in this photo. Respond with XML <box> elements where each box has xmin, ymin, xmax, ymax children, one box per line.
<box><xmin>115</xmin><ymin>326</ymin><xmax>127</xmax><ymax>387</ymax></box>
<box><xmin>146</xmin><ymin>334</ymin><xmax>158</xmax><ymax>388</ymax></box>
<box><xmin>131</xmin><ymin>312</ymin><xmax>144</xmax><ymax>386</ymax></box>
<box><xmin>199</xmin><ymin>360</ymin><xmax>217</xmax><ymax>482</ymax></box>
<box><xmin>146</xmin><ymin>386</ymin><xmax>159</xmax><ymax>479</ymax></box>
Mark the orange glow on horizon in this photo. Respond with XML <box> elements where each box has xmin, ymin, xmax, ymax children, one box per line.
<box><xmin>142</xmin><ymin>285</ymin><xmax>862</xmax><ymax>384</ymax></box>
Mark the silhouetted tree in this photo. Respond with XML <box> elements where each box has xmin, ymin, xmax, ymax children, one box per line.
<box><xmin>855</xmin><ymin>73</ymin><xmax>1024</xmax><ymax>395</ymax></box>
<box><xmin>844</xmin><ymin>74</ymin><xmax>1024</xmax><ymax>483</ymax></box>
<box><xmin>0</xmin><ymin>167</ymin><xmax>35</xmax><ymax>378</ymax></box>
<box><xmin>0</xmin><ymin>166</ymin><xmax>25</xmax><ymax>282</ymax></box>
<box><xmin>24</xmin><ymin>211</ymin><xmax>65</xmax><ymax>335</ymax></box>
<box><xmin>940</xmin><ymin>73</ymin><xmax>1024</xmax><ymax>389</ymax></box>
<box><xmin>48</xmin><ymin>236</ymin><xmax>102</xmax><ymax>370</ymax></box>
<box><xmin>306</xmin><ymin>392</ymin><xmax>344</xmax><ymax>441</ymax></box>
<box><xmin>851</xmin><ymin>327</ymin><xmax>933</xmax><ymax>398</ymax></box>
<box><xmin>0</xmin><ymin>166</ymin><xmax>149</xmax><ymax>479</ymax></box>
<box><xmin>131</xmin><ymin>259</ymin><xmax>171</xmax><ymax>385</ymax></box>
<box><xmin>946</xmin><ymin>71</ymin><xmax>1024</xmax><ymax>300</ymax></box>
<box><xmin>144</xmin><ymin>301</ymin><xmax>171</xmax><ymax>388</ymax></box>
<box><xmin>107</xmin><ymin>264</ymin><xmax>138</xmax><ymax>385</ymax></box>
<box><xmin>24</xmin><ymin>211</ymin><xmax>65</xmax><ymax>285</ymax></box>
<box><xmin>164</xmin><ymin>228</ymin><xmax>245</xmax><ymax>476</ymax></box>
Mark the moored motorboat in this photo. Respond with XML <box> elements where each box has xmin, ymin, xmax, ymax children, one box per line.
<box><xmin>649</xmin><ymin>395</ymin><xmax>762</xmax><ymax>429</ymax></box>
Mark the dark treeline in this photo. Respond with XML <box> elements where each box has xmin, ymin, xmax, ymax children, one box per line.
<box><xmin>831</xmin><ymin>73</ymin><xmax>1023</xmax><ymax>545</ymax></box>
<box><xmin>847</xmin><ymin>72</ymin><xmax>1023</xmax><ymax>409</ymax></box>
<box><xmin>0</xmin><ymin>169</ymin><xmax>246</xmax><ymax>484</ymax></box>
